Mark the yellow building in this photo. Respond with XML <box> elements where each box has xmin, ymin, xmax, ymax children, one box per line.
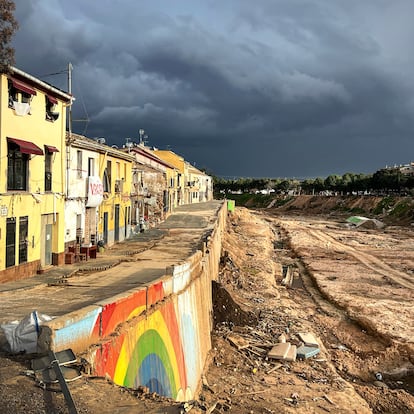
<box><xmin>0</xmin><ymin>67</ymin><xmax>72</xmax><ymax>282</ymax></box>
<box><xmin>164</xmin><ymin>163</ymin><xmax>180</xmax><ymax>212</ymax></box>
<box><xmin>152</xmin><ymin>150</ymin><xmax>188</xmax><ymax>205</ymax></box>
<box><xmin>97</xmin><ymin>145</ymin><xmax>134</xmax><ymax>246</ymax></box>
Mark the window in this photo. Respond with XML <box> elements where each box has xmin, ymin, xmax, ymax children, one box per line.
<box><xmin>19</xmin><ymin>216</ymin><xmax>28</xmax><ymax>264</ymax></box>
<box><xmin>8</xmin><ymin>142</ymin><xmax>28</xmax><ymax>191</ymax></box>
<box><xmin>8</xmin><ymin>81</ymin><xmax>17</xmax><ymax>106</ymax></box>
<box><xmin>8</xmin><ymin>79</ymin><xmax>36</xmax><ymax>115</ymax></box>
<box><xmin>116</xmin><ymin>162</ymin><xmax>120</xmax><ymax>179</ymax></box>
<box><xmin>77</xmin><ymin>150</ymin><xmax>82</xmax><ymax>179</ymax></box>
<box><xmin>45</xmin><ymin>95</ymin><xmax>59</xmax><ymax>122</ymax></box>
<box><xmin>88</xmin><ymin>157</ymin><xmax>95</xmax><ymax>176</ymax></box>
<box><xmin>44</xmin><ymin>145</ymin><xmax>58</xmax><ymax>192</ymax></box>
<box><xmin>6</xmin><ymin>218</ymin><xmax>16</xmax><ymax>268</ymax></box>
<box><xmin>45</xmin><ymin>152</ymin><xmax>52</xmax><ymax>192</ymax></box>
<box><xmin>21</xmin><ymin>92</ymin><xmax>31</xmax><ymax>104</ymax></box>
<box><xmin>103</xmin><ymin>160</ymin><xmax>112</xmax><ymax>192</ymax></box>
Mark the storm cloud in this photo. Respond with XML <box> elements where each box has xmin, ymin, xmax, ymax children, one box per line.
<box><xmin>12</xmin><ymin>0</ymin><xmax>414</xmax><ymax>178</ymax></box>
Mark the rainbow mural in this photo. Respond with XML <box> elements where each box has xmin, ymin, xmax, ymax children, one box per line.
<box><xmin>93</xmin><ymin>299</ymin><xmax>193</xmax><ymax>399</ymax></box>
<box><xmin>81</xmin><ymin>269</ymin><xmax>206</xmax><ymax>400</ymax></box>
<box><xmin>49</xmin><ymin>276</ymin><xmax>202</xmax><ymax>400</ymax></box>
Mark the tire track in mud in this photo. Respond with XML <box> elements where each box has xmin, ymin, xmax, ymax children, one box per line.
<box><xmin>266</xmin><ymin>214</ymin><xmax>414</xmax><ymax>406</ymax></box>
<box><xmin>269</xmin><ymin>220</ymin><xmax>353</xmax><ymax>320</ymax></box>
<box><xmin>307</xmin><ymin>228</ymin><xmax>414</xmax><ymax>290</ymax></box>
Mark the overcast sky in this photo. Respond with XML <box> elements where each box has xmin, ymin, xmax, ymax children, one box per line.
<box><xmin>12</xmin><ymin>0</ymin><xmax>414</xmax><ymax>178</ymax></box>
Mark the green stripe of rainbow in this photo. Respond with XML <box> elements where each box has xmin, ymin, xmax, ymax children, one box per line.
<box><xmin>96</xmin><ymin>301</ymin><xmax>187</xmax><ymax>399</ymax></box>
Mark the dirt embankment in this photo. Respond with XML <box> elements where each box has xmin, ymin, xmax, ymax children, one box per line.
<box><xmin>271</xmin><ymin>194</ymin><xmax>414</xmax><ymax>225</ymax></box>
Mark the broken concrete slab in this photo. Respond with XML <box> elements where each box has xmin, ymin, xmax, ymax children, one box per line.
<box><xmin>268</xmin><ymin>342</ymin><xmax>291</xmax><ymax>360</ymax></box>
<box><xmin>285</xmin><ymin>344</ymin><xmax>297</xmax><ymax>362</ymax></box>
<box><xmin>297</xmin><ymin>332</ymin><xmax>319</xmax><ymax>348</ymax></box>
<box><xmin>297</xmin><ymin>345</ymin><xmax>320</xmax><ymax>359</ymax></box>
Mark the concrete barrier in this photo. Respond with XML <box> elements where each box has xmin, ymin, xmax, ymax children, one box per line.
<box><xmin>39</xmin><ymin>201</ymin><xmax>227</xmax><ymax>401</ymax></box>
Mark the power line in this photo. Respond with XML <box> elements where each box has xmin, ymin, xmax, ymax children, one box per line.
<box><xmin>35</xmin><ymin>69</ymin><xmax>68</xmax><ymax>79</ymax></box>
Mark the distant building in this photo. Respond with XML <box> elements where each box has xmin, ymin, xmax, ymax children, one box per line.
<box><xmin>152</xmin><ymin>150</ymin><xmax>188</xmax><ymax>206</ymax></box>
<box><xmin>152</xmin><ymin>149</ymin><xmax>213</xmax><ymax>205</ymax></box>
<box><xmin>399</xmin><ymin>162</ymin><xmax>414</xmax><ymax>176</ymax></box>
<box><xmin>127</xmin><ymin>144</ymin><xmax>176</xmax><ymax>228</ymax></box>
<box><xmin>186</xmin><ymin>163</ymin><xmax>213</xmax><ymax>203</ymax></box>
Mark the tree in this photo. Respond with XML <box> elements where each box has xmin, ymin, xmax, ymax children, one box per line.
<box><xmin>324</xmin><ymin>174</ymin><xmax>341</xmax><ymax>191</ymax></box>
<box><xmin>0</xmin><ymin>0</ymin><xmax>18</xmax><ymax>73</ymax></box>
<box><xmin>313</xmin><ymin>177</ymin><xmax>325</xmax><ymax>193</ymax></box>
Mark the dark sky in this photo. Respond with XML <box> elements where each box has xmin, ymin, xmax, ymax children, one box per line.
<box><xmin>12</xmin><ymin>0</ymin><xmax>414</xmax><ymax>178</ymax></box>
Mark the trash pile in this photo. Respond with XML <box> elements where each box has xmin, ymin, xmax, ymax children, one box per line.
<box><xmin>216</xmin><ymin>323</ymin><xmax>322</xmax><ymax>373</ymax></box>
<box><xmin>268</xmin><ymin>332</ymin><xmax>320</xmax><ymax>362</ymax></box>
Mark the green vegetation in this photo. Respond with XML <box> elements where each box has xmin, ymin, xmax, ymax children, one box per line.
<box><xmin>372</xmin><ymin>196</ymin><xmax>396</xmax><ymax>215</ymax></box>
<box><xmin>388</xmin><ymin>201</ymin><xmax>412</xmax><ymax>218</ymax></box>
<box><xmin>213</xmin><ymin>166</ymin><xmax>414</xmax><ymax>198</ymax></box>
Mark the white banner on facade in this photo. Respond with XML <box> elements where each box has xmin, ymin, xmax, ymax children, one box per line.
<box><xmin>86</xmin><ymin>176</ymin><xmax>104</xmax><ymax>207</ymax></box>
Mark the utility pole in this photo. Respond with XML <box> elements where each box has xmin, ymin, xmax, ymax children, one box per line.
<box><xmin>66</xmin><ymin>62</ymin><xmax>73</xmax><ymax>197</ymax></box>
<box><xmin>68</xmin><ymin>62</ymin><xmax>73</xmax><ymax>138</ymax></box>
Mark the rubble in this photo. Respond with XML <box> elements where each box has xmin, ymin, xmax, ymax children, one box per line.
<box><xmin>204</xmin><ymin>207</ymin><xmax>414</xmax><ymax>413</ymax></box>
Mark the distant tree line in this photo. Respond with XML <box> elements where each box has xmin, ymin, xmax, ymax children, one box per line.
<box><xmin>214</xmin><ymin>167</ymin><xmax>414</xmax><ymax>196</ymax></box>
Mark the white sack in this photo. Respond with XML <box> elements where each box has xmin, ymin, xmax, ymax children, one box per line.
<box><xmin>1</xmin><ymin>311</ymin><xmax>53</xmax><ymax>354</ymax></box>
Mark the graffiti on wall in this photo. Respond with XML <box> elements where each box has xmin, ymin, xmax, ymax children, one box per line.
<box><xmin>91</xmin><ymin>266</ymin><xmax>203</xmax><ymax>400</ymax></box>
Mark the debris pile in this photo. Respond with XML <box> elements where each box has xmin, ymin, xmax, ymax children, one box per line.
<box><xmin>212</xmin><ymin>310</ymin><xmax>324</xmax><ymax>383</ymax></box>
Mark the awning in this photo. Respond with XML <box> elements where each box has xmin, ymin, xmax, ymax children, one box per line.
<box><xmin>10</xmin><ymin>78</ymin><xmax>37</xmax><ymax>96</ymax></box>
<box><xmin>44</xmin><ymin>145</ymin><xmax>59</xmax><ymax>153</ymax></box>
<box><xmin>7</xmin><ymin>137</ymin><xmax>44</xmax><ymax>155</ymax></box>
<box><xmin>47</xmin><ymin>95</ymin><xmax>58</xmax><ymax>105</ymax></box>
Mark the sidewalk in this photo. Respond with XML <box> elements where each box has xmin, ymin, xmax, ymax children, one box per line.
<box><xmin>0</xmin><ymin>201</ymin><xmax>224</xmax><ymax>323</ymax></box>
<box><xmin>0</xmin><ymin>228</ymin><xmax>167</xmax><ymax>293</ymax></box>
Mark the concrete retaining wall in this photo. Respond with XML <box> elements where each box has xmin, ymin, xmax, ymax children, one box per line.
<box><xmin>38</xmin><ymin>202</ymin><xmax>227</xmax><ymax>401</ymax></box>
